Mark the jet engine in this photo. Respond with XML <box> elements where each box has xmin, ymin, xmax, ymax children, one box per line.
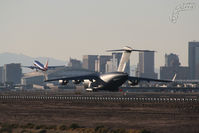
<box><xmin>83</xmin><ymin>79</ymin><xmax>99</xmax><ymax>91</ymax></box>
<box><xmin>72</xmin><ymin>80</ymin><xmax>82</xmax><ymax>84</ymax></box>
<box><xmin>83</xmin><ymin>80</ymin><xmax>92</xmax><ymax>88</ymax></box>
<box><xmin>128</xmin><ymin>80</ymin><xmax>139</xmax><ymax>86</ymax></box>
<box><xmin>59</xmin><ymin>80</ymin><xmax>68</xmax><ymax>85</ymax></box>
<box><xmin>86</xmin><ymin>88</ymin><xmax>93</xmax><ymax>92</ymax></box>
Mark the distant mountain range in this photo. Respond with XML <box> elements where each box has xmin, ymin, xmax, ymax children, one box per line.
<box><xmin>0</xmin><ymin>52</ymin><xmax>67</xmax><ymax>73</ymax></box>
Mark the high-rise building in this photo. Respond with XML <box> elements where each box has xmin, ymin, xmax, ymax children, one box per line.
<box><xmin>160</xmin><ymin>66</ymin><xmax>189</xmax><ymax>80</ymax></box>
<box><xmin>137</xmin><ymin>52</ymin><xmax>157</xmax><ymax>79</ymax></box>
<box><xmin>160</xmin><ymin>53</ymin><xmax>189</xmax><ymax>80</ymax></box>
<box><xmin>68</xmin><ymin>58</ymin><xmax>82</xmax><ymax>69</ymax></box>
<box><xmin>0</xmin><ymin>67</ymin><xmax>3</xmax><ymax>83</ymax></box>
<box><xmin>105</xmin><ymin>58</ymin><xmax>118</xmax><ymax>72</ymax></box>
<box><xmin>3</xmin><ymin>63</ymin><xmax>22</xmax><ymax>84</ymax></box>
<box><xmin>95</xmin><ymin>55</ymin><xmax>112</xmax><ymax>73</ymax></box>
<box><xmin>82</xmin><ymin>55</ymin><xmax>98</xmax><ymax>71</ymax></box>
<box><xmin>82</xmin><ymin>53</ymin><xmax>130</xmax><ymax>74</ymax></box>
<box><xmin>189</xmin><ymin>41</ymin><xmax>199</xmax><ymax>79</ymax></box>
<box><xmin>165</xmin><ymin>53</ymin><xmax>180</xmax><ymax>67</ymax></box>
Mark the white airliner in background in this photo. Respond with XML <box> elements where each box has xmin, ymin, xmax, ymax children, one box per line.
<box><xmin>45</xmin><ymin>46</ymin><xmax>172</xmax><ymax>91</ymax></box>
<box><xmin>24</xmin><ymin>60</ymin><xmax>64</xmax><ymax>72</ymax></box>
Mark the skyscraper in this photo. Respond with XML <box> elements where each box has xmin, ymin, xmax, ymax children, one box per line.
<box><xmin>3</xmin><ymin>63</ymin><xmax>22</xmax><ymax>84</ymax></box>
<box><xmin>95</xmin><ymin>55</ymin><xmax>112</xmax><ymax>73</ymax></box>
<box><xmin>82</xmin><ymin>53</ymin><xmax>130</xmax><ymax>74</ymax></box>
<box><xmin>0</xmin><ymin>67</ymin><xmax>3</xmax><ymax>83</ymax></box>
<box><xmin>82</xmin><ymin>55</ymin><xmax>98</xmax><ymax>71</ymax></box>
<box><xmin>160</xmin><ymin>53</ymin><xmax>189</xmax><ymax>80</ymax></box>
<box><xmin>165</xmin><ymin>53</ymin><xmax>180</xmax><ymax>67</ymax></box>
<box><xmin>105</xmin><ymin>58</ymin><xmax>118</xmax><ymax>72</ymax></box>
<box><xmin>68</xmin><ymin>58</ymin><xmax>82</xmax><ymax>69</ymax></box>
<box><xmin>137</xmin><ymin>52</ymin><xmax>157</xmax><ymax>79</ymax></box>
<box><xmin>189</xmin><ymin>41</ymin><xmax>199</xmax><ymax>79</ymax></box>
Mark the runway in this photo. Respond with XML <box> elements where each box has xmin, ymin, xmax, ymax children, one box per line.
<box><xmin>0</xmin><ymin>91</ymin><xmax>199</xmax><ymax>133</ymax></box>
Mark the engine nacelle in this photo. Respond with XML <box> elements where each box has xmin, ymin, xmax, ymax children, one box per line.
<box><xmin>59</xmin><ymin>80</ymin><xmax>68</xmax><ymax>85</ymax></box>
<box><xmin>83</xmin><ymin>80</ymin><xmax>92</xmax><ymax>88</ymax></box>
<box><xmin>86</xmin><ymin>88</ymin><xmax>93</xmax><ymax>92</ymax></box>
<box><xmin>72</xmin><ymin>80</ymin><xmax>81</xmax><ymax>84</ymax></box>
<box><xmin>128</xmin><ymin>80</ymin><xmax>139</xmax><ymax>86</ymax></box>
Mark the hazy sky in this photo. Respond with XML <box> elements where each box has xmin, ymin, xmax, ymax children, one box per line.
<box><xmin>0</xmin><ymin>0</ymin><xmax>199</xmax><ymax>68</ymax></box>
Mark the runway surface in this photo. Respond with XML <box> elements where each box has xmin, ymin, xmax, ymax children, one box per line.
<box><xmin>0</xmin><ymin>91</ymin><xmax>199</xmax><ymax>133</ymax></box>
<box><xmin>0</xmin><ymin>91</ymin><xmax>198</xmax><ymax>103</ymax></box>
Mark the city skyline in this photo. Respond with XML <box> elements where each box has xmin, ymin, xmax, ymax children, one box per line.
<box><xmin>0</xmin><ymin>0</ymin><xmax>199</xmax><ymax>68</ymax></box>
<box><xmin>0</xmin><ymin>41</ymin><xmax>197</xmax><ymax>68</ymax></box>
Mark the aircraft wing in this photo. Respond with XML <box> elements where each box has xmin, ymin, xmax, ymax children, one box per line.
<box><xmin>22</xmin><ymin>66</ymin><xmax>37</xmax><ymax>70</ymax></box>
<box><xmin>47</xmin><ymin>66</ymin><xmax>63</xmax><ymax>69</ymax></box>
<box><xmin>45</xmin><ymin>72</ymin><xmax>100</xmax><ymax>82</ymax></box>
<box><xmin>128</xmin><ymin>76</ymin><xmax>172</xmax><ymax>83</ymax></box>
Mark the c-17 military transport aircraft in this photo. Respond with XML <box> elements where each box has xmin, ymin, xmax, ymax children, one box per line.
<box><xmin>45</xmin><ymin>46</ymin><xmax>172</xmax><ymax>91</ymax></box>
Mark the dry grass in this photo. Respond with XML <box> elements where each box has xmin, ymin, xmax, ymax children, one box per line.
<box><xmin>0</xmin><ymin>98</ymin><xmax>198</xmax><ymax>133</ymax></box>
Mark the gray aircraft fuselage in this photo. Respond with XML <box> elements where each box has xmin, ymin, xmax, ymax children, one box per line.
<box><xmin>95</xmin><ymin>72</ymin><xmax>129</xmax><ymax>91</ymax></box>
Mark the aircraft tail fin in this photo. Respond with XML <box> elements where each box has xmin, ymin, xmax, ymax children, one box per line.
<box><xmin>117</xmin><ymin>47</ymin><xmax>132</xmax><ymax>72</ymax></box>
<box><xmin>44</xmin><ymin>60</ymin><xmax>48</xmax><ymax>70</ymax></box>
<box><xmin>107</xmin><ymin>46</ymin><xmax>155</xmax><ymax>72</ymax></box>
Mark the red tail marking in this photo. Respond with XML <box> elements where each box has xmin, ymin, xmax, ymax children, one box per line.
<box><xmin>44</xmin><ymin>60</ymin><xmax>48</xmax><ymax>70</ymax></box>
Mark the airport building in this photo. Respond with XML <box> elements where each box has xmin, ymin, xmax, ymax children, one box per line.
<box><xmin>189</xmin><ymin>41</ymin><xmax>199</xmax><ymax>79</ymax></box>
<box><xmin>3</xmin><ymin>63</ymin><xmax>22</xmax><ymax>84</ymax></box>
<box><xmin>160</xmin><ymin>53</ymin><xmax>189</xmax><ymax>80</ymax></box>
<box><xmin>68</xmin><ymin>58</ymin><xmax>82</xmax><ymax>69</ymax></box>
<box><xmin>136</xmin><ymin>52</ymin><xmax>157</xmax><ymax>79</ymax></box>
<box><xmin>21</xmin><ymin>72</ymin><xmax>44</xmax><ymax>86</ymax></box>
<box><xmin>82</xmin><ymin>55</ymin><xmax>98</xmax><ymax>71</ymax></box>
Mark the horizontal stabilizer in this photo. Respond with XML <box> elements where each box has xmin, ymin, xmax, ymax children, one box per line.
<box><xmin>107</xmin><ymin>46</ymin><xmax>155</xmax><ymax>53</ymax></box>
<box><xmin>107</xmin><ymin>46</ymin><xmax>155</xmax><ymax>72</ymax></box>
